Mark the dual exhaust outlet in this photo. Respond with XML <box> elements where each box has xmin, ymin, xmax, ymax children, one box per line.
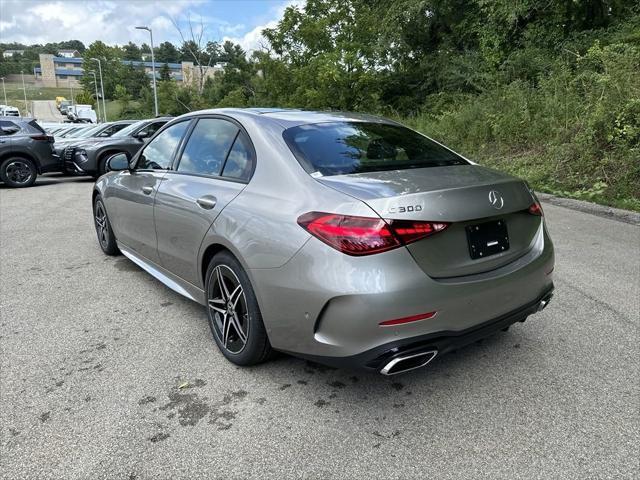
<box><xmin>380</xmin><ymin>294</ymin><xmax>553</xmax><ymax>375</ymax></box>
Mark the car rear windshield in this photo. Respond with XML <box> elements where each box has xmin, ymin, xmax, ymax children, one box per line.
<box><xmin>283</xmin><ymin>121</ymin><xmax>468</xmax><ymax>176</ymax></box>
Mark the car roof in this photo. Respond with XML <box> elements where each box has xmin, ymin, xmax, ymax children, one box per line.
<box><xmin>178</xmin><ymin>108</ymin><xmax>397</xmax><ymax>129</ymax></box>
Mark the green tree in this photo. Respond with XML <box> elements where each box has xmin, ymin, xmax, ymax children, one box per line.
<box><xmin>159</xmin><ymin>63</ymin><xmax>172</xmax><ymax>82</ymax></box>
<box><xmin>122</xmin><ymin>42</ymin><xmax>141</xmax><ymax>60</ymax></box>
<box><xmin>155</xmin><ymin>42</ymin><xmax>180</xmax><ymax>63</ymax></box>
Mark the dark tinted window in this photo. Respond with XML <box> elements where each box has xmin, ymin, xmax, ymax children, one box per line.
<box><xmin>97</xmin><ymin>124</ymin><xmax>127</xmax><ymax>137</ymax></box>
<box><xmin>28</xmin><ymin>120</ymin><xmax>45</xmax><ymax>134</ymax></box>
<box><xmin>137</xmin><ymin>121</ymin><xmax>189</xmax><ymax>170</ymax></box>
<box><xmin>222</xmin><ymin>133</ymin><xmax>254</xmax><ymax>181</ymax></box>
<box><xmin>138</xmin><ymin>120</ymin><xmax>166</xmax><ymax>138</ymax></box>
<box><xmin>177</xmin><ymin>118</ymin><xmax>238</xmax><ymax>176</ymax></box>
<box><xmin>283</xmin><ymin>122</ymin><xmax>468</xmax><ymax>176</ymax></box>
<box><xmin>0</xmin><ymin>120</ymin><xmax>20</xmax><ymax>135</ymax></box>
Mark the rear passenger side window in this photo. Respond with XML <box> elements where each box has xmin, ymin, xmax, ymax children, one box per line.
<box><xmin>222</xmin><ymin>133</ymin><xmax>254</xmax><ymax>182</ymax></box>
<box><xmin>177</xmin><ymin>118</ymin><xmax>238</xmax><ymax>176</ymax></box>
<box><xmin>0</xmin><ymin>120</ymin><xmax>20</xmax><ymax>136</ymax></box>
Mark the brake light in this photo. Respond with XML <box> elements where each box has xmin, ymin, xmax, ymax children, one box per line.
<box><xmin>528</xmin><ymin>201</ymin><xmax>543</xmax><ymax>216</ymax></box>
<box><xmin>30</xmin><ymin>134</ymin><xmax>53</xmax><ymax>142</ymax></box>
<box><xmin>297</xmin><ymin>212</ymin><xmax>449</xmax><ymax>256</ymax></box>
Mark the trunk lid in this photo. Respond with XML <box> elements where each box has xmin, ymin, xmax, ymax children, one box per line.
<box><xmin>318</xmin><ymin>165</ymin><xmax>541</xmax><ymax>278</ymax></box>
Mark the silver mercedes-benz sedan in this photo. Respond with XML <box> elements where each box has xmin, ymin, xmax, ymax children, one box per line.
<box><xmin>93</xmin><ymin>108</ymin><xmax>554</xmax><ymax>375</ymax></box>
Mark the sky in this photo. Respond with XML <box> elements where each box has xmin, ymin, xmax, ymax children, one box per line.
<box><xmin>0</xmin><ymin>0</ymin><xmax>300</xmax><ymax>52</ymax></box>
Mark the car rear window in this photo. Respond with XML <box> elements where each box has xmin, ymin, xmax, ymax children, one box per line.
<box><xmin>28</xmin><ymin>120</ymin><xmax>46</xmax><ymax>134</ymax></box>
<box><xmin>283</xmin><ymin>122</ymin><xmax>468</xmax><ymax>176</ymax></box>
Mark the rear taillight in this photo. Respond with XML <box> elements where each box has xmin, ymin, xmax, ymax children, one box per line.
<box><xmin>297</xmin><ymin>212</ymin><xmax>448</xmax><ymax>256</ymax></box>
<box><xmin>528</xmin><ymin>201</ymin><xmax>543</xmax><ymax>216</ymax></box>
<box><xmin>30</xmin><ymin>134</ymin><xmax>53</xmax><ymax>142</ymax></box>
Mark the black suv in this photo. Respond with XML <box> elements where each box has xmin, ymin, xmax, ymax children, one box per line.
<box><xmin>64</xmin><ymin>117</ymin><xmax>171</xmax><ymax>178</ymax></box>
<box><xmin>0</xmin><ymin>117</ymin><xmax>57</xmax><ymax>187</ymax></box>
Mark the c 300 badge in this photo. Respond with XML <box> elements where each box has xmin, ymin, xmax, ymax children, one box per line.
<box><xmin>387</xmin><ymin>204</ymin><xmax>423</xmax><ymax>214</ymax></box>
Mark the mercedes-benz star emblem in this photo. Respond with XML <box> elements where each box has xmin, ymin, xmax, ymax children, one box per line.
<box><xmin>488</xmin><ymin>190</ymin><xmax>504</xmax><ymax>209</ymax></box>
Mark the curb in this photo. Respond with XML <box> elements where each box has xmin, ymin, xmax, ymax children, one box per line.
<box><xmin>537</xmin><ymin>192</ymin><xmax>640</xmax><ymax>226</ymax></box>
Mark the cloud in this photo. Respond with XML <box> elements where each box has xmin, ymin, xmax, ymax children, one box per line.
<box><xmin>223</xmin><ymin>0</ymin><xmax>303</xmax><ymax>53</ymax></box>
<box><xmin>0</xmin><ymin>0</ymin><xmax>204</xmax><ymax>46</ymax></box>
<box><xmin>0</xmin><ymin>0</ymin><xmax>301</xmax><ymax>56</ymax></box>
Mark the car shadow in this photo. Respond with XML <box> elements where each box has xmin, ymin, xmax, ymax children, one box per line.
<box><xmin>0</xmin><ymin>175</ymin><xmax>94</xmax><ymax>189</ymax></box>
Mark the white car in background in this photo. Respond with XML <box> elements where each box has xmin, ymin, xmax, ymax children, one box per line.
<box><xmin>0</xmin><ymin>105</ymin><xmax>21</xmax><ymax>117</ymax></box>
<box><xmin>67</xmin><ymin>105</ymin><xmax>97</xmax><ymax>124</ymax></box>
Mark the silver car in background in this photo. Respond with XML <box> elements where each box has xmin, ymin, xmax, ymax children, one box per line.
<box><xmin>93</xmin><ymin>108</ymin><xmax>554</xmax><ymax>375</ymax></box>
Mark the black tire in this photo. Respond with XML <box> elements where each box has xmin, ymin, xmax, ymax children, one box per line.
<box><xmin>0</xmin><ymin>157</ymin><xmax>37</xmax><ymax>187</ymax></box>
<box><xmin>93</xmin><ymin>195</ymin><xmax>119</xmax><ymax>255</ymax></box>
<box><xmin>205</xmin><ymin>251</ymin><xmax>273</xmax><ymax>366</ymax></box>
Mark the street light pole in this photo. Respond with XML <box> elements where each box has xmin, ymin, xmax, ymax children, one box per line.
<box><xmin>91</xmin><ymin>58</ymin><xmax>107</xmax><ymax>122</ymax></box>
<box><xmin>88</xmin><ymin>71</ymin><xmax>102</xmax><ymax>123</ymax></box>
<box><xmin>0</xmin><ymin>77</ymin><xmax>7</xmax><ymax>105</ymax></box>
<box><xmin>136</xmin><ymin>26</ymin><xmax>158</xmax><ymax>116</ymax></box>
<box><xmin>21</xmin><ymin>71</ymin><xmax>29</xmax><ymax>116</ymax></box>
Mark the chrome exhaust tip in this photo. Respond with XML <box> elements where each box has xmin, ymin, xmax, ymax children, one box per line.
<box><xmin>537</xmin><ymin>293</ymin><xmax>554</xmax><ymax>312</ymax></box>
<box><xmin>380</xmin><ymin>350</ymin><xmax>438</xmax><ymax>375</ymax></box>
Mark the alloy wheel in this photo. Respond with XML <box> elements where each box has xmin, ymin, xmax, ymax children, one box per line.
<box><xmin>5</xmin><ymin>160</ymin><xmax>34</xmax><ymax>185</ymax></box>
<box><xmin>94</xmin><ymin>201</ymin><xmax>109</xmax><ymax>248</ymax></box>
<box><xmin>208</xmin><ymin>265</ymin><xmax>249</xmax><ymax>354</ymax></box>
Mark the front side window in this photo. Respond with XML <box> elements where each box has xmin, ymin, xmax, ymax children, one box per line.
<box><xmin>99</xmin><ymin>123</ymin><xmax>129</xmax><ymax>137</ymax></box>
<box><xmin>113</xmin><ymin>121</ymin><xmax>145</xmax><ymax>138</ymax></box>
<box><xmin>283</xmin><ymin>122</ymin><xmax>468</xmax><ymax>176</ymax></box>
<box><xmin>177</xmin><ymin>118</ymin><xmax>238</xmax><ymax>176</ymax></box>
<box><xmin>137</xmin><ymin>121</ymin><xmax>190</xmax><ymax>170</ymax></box>
<box><xmin>138</xmin><ymin>121</ymin><xmax>166</xmax><ymax>139</ymax></box>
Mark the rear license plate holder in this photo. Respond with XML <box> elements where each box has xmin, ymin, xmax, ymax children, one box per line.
<box><xmin>466</xmin><ymin>219</ymin><xmax>509</xmax><ymax>260</ymax></box>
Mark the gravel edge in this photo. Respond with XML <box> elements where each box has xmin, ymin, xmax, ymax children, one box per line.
<box><xmin>537</xmin><ymin>192</ymin><xmax>640</xmax><ymax>226</ymax></box>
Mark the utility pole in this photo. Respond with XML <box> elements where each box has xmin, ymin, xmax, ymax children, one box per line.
<box><xmin>21</xmin><ymin>71</ymin><xmax>28</xmax><ymax>116</ymax></box>
<box><xmin>0</xmin><ymin>77</ymin><xmax>7</xmax><ymax>105</ymax></box>
<box><xmin>91</xmin><ymin>58</ymin><xmax>107</xmax><ymax>122</ymax></box>
<box><xmin>135</xmin><ymin>26</ymin><xmax>158</xmax><ymax>116</ymax></box>
<box><xmin>88</xmin><ymin>71</ymin><xmax>102</xmax><ymax>123</ymax></box>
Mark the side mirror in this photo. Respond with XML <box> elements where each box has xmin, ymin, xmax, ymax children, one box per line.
<box><xmin>106</xmin><ymin>153</ymin><xmax>129</xmax><ymax>172</ymax></box>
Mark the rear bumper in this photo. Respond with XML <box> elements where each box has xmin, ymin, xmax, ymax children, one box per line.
<box><xmin>288</xmin><ymin>286</ymin><xmax>554</xmax><ymax>372</ymax></box>
<box><xmin>251</xmin><ymin>221</ymin><xmax>555</xmax><ymax>360</ymax></box>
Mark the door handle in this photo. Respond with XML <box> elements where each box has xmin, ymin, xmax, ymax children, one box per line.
<box><xmin>196</xmin><ymin>196</ymin><xmax>217</xmax><ymax>210</ymax></box>
<box><xmin>142</xmin><ymin>186</ymin><xmax>154</xmax><ymax>195</ymax></box>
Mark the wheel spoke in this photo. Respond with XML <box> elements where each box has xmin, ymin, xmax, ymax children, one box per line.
<box><xmin>216</xmin><ymin>267</ymin><xmax>229</xmax><ymax>301</ymax></box>
<box><xmin>230</xmin><ymin>312</ymin><xmax>247</xmax><ymax>344</ymax></box>
<box><xmin>222</xmin><ymin>313</ymin><xmax>231</xmax><ymax>347</ymax></box>
<box><xmin>229</xmin><ymin>284</ymin><xmax>243</xmax><ymax>308</ymax></box>
<box><xmin>208</xmin><ymin>299</ymin><xmax>226</xmax><ymax>315</ymax></box>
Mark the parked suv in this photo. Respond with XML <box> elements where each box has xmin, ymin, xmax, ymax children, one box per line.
<box><xmin>54</xmin><ymin>120</ymin><xmax>137</xmax><ymax>158</ymax></box>
<box><xmin>64</xmin><ymin>117</ymin><xmax>170</xmax><ymax>178</ymax></box>
<box><xmin>0</xmin><ymin>117</ymin><xmax>56</xmax><ymax>187</ymax></box>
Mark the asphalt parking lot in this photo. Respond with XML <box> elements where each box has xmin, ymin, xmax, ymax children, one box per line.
<box><xmin>1</xmin><ymin>175</ymin><xmax>638</xmax><ymax>479</ymax></box>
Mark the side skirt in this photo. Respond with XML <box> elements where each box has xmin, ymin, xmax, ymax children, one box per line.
<box><xmin>118</xmin><ymin>242</ymin><xmax>206</xmax><ymax>305</ymax></box>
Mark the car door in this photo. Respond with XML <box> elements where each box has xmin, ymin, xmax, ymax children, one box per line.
<box><xmin>154</xmin><ymin>116</ymin><xmax>255</xmax><ymax>285</ymax></box>
<box><xmin>106</xmin><ymin>120</ymin><xmax>191</xmax><ymax>263</ymax></box>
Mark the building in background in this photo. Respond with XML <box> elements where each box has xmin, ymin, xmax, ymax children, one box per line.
<box><xmin>2</xmin><ymin>49</ymin><xmax>25</xmax><ymax>58</ymax></box>
<box><xmin>57</xmin><ymin>49</ymin><xmax>80</xmax><ymax>58</ymax></box>
<box><xmin>34</xmin><ymin>54</ymin><xmax>225</xmax><ymax>88</ymax></box>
